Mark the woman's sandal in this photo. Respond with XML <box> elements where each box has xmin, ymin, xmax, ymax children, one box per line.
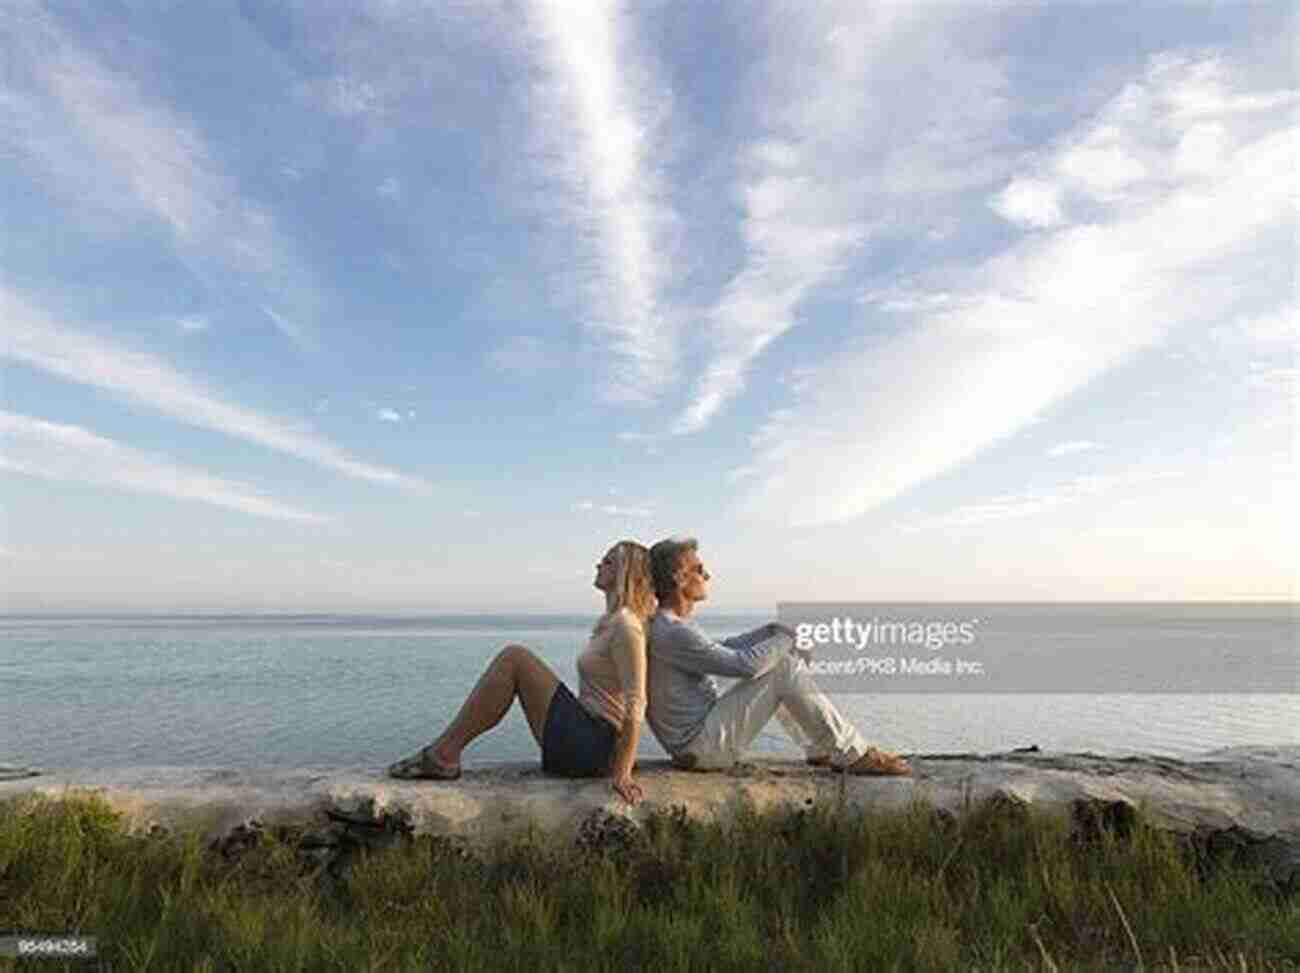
<box><xmin>386</xmin><ymin>744</ymin><xmax>462</xmax><ymax>781</ymax></box>
<box><xmin>845</xmin><ymin>746</ymin><xmax>912</xmax><ymax>777</ymax></box>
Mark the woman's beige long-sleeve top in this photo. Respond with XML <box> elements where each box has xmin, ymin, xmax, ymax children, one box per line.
<box><xmin>576</xmin><ymin>607</ymin><xmax>646</xmax><ymax>730</ymax></box>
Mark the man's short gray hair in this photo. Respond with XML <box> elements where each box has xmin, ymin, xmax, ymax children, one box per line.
<box><xmin>650</xmin><ymin>536</ymin><xmax>697</xmax><ymax>602</ymax></box>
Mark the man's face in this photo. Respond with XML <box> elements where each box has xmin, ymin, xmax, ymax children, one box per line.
<box><xmin>675</xmin><ymin>548</ymin><xmax>711</xmax><ymax>603</ymax></box>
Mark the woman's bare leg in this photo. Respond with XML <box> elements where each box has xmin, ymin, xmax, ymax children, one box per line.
<box><xmin>428</xmin><ymin>644</ymin><xmax>560</xmax><ymax>765</ymax></box>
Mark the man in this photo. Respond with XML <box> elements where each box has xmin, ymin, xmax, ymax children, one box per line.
<box><xmin>645</xmin><ymin>536</ymin><xmax>912</xmax><ymax>775</ymax></box>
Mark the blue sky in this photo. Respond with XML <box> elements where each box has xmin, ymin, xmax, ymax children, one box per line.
<box><xmin>1</xmin><ymin>0</ymin><xmax>1295</xmax><ymax>612</ymax></box>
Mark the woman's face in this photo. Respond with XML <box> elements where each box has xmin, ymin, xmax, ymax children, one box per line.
<box><xmin>594</xmin><ymin>547</ymin><xmax>619</xmax><ymax>592</ymax></box>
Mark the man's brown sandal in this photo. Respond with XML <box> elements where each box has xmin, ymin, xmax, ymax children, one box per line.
<box><xmin>844</xmin><ymin>746</ymin><xmax>912</xmax><ymax>777</ymax></box>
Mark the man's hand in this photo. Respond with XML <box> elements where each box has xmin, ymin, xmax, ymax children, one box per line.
<box><xmin>770</xmin><ymin>621</ymin><xmax>811</xmax><ymax>663</ymax></box>
<box><xmin>611</xmin><ymin>774</ymin><xmax>643</xmax><ymax>806</ymax></box>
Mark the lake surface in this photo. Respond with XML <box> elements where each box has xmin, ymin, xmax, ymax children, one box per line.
<box><xmin>2</xmin><ymin>608</ymin><xmax>1296</xmax><ymax>769</ymax></box>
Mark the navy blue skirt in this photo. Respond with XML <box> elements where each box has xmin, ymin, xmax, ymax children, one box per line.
<box><xmin>542</xmin><ymin>682</ymin><xmax>618</xmax><ymax>777</ymax></box>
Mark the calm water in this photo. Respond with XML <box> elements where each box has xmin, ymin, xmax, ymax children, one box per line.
<box><xmin>1</xmin><ymin>608</ymin><xmax>1296</xmax><ymax>769</ymax></box>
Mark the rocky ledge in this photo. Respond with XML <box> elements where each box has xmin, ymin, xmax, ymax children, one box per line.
<box><xmin>1</xmin><ymin>746</ymin><xmax>1296</xmax><ymax>892</ymax></box>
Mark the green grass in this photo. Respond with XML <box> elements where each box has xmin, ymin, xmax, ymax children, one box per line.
<box><xmin>0</xmin><ymin>790</ymin><xmax>1295</xmax><ymax>971</ymax></box>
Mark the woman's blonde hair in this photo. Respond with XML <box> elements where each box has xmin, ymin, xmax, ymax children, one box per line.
<box><xmin>598</xmin><ymin>539</ymin><xmax>656</xmax><ymax>627</ymax></box>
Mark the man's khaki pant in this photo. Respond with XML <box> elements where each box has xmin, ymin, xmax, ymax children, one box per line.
<box><xmin>675</xmin><ymin>654</ymin><xmax>869</xmax><ymax>769</ymax></box>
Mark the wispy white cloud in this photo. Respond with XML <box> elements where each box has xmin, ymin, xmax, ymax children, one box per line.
<box><xmin>675</xmin><ymin>3</ymin><xmax>1014</xmax><ymax>433</ymax></box>
<box><xmin>177</xmin><ymin>315</ymin><xmax>209</xmax><ymax>334</ymax></box>
<box><xmin>267</xmin><ymin>1</ymin><xmax>678</xmax><ymax>398</ymax></box>
<box><xmin>485</xmin><ymin>335</ymin><xmax>562</xmax><ymax>377</ymax></box>
<box><xmin>2</xmin><ymin>288</ymin><xmax>431</xmax><ymax>493</ymax></box>
<box><xmin>1212</xmin><ymin>305</ymin><xmax>1299</xmax><ymax>346</ymax></box>
<box><xmin>1243</xmin><ymin>363</ymin><xmax>1299</xmax><ymax>394</ymax></box>
<box><xmin>601</xmin><ymin>503</ymin><xmax>651</xmax><ymax>517</ymax></box>
<box><xmin>738</xmin><ymin>53</ymin><xmax>1297</xmax><ymax>526</ymax></box>
<box><xmin>0</xmin><ymin>411</ymin><xmax>327</xmax><ymax>524</ymax></box>
<box><xmin>377</xmin><ymin>408</ymin><xmax>403</xmax><ymax>423</ymax></box>
<box><xmin>990</xmin><ymin>179</ymin><xmax>1064</xmax><ymax>229</ymax></box>
<box><xmin>572</xmin><ymin>498</ymin><xmax>651</xmax><ymax>517</ymax></box>
<box><xmin>285</xmin><ymin>1</ymin><xmax>492</xmax><ymax>127</ymax></box>
<box><xmin>859</xmin><ymin>289</ymin><xmax>956</xmax><ymax>315</ymax></box>
<box><xmin>39</xmin><ymin>50</ymin><xmax>212</xmax><ymax>239</ymax></box>
<box><xmin>3</xmin><ymin>10</ymin><xmax>319</xmax><ymax>348</ymax></box>
<box><xmin>898</xmin><ymin>471</ymin><xmax>1184</xmax><ymax>531</ymax></box>
<box><xmin>1047</xmin><ymin>440</ymin><xmax>1102</xmax><ymax>458</ymax></box>
<box><xmin>262</xmin><ymin>306</ymin><xmax>314</xmax><ymax>351</ymax></box>
<box><xmin>295</xmin><ymin>74</ymin><xmax>382</xmax><ymax>118</ymax></box>
<box><xmin>525</xmin><ymin>0</ymin><xmax>677</xmax><ymax>401</ymax></box>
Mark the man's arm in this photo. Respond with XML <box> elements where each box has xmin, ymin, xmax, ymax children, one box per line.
<box><xmin>656</xmin><ymin>619</ymin><xmax>792</xmax><ymax>679</ymax></box>
<box><xmin>744</xmin><ymin>622</ymin><xmax>811</xmax><ymax>661</ymax></box>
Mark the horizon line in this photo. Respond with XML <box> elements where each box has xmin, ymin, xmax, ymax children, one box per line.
<box><xmin>2</xmin><ymin>598</ymin><xmax>1296</xmax><ymax>618</ymax></box>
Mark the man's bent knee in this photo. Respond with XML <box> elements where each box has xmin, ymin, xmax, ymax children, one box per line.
<box><xmin>772</xmin><ymin>652</ymin><xmax>823</xmax><ymax>696</ymax></box>
<box><xmin>772</xmin><ymin>652</ymin><xmax>805</xmax><ymax>683</ymax></box>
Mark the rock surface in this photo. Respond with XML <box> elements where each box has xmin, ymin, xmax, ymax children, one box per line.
<box><xmin>2</xmin><ymin>747</ymin><xmax>1296</xmax><ymax>889</ymax></box>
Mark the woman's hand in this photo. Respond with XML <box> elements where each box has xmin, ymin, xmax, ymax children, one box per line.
<box><xmin>611</xmin><ymin>773</ymin><xmax>643</xmax><ymax>806</ymax></box>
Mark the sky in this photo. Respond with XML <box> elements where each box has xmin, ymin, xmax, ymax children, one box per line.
<box><xmin>1</xmin><ymin>0</ymin><xmax>1296</xmax><ymax>612</ymax></box>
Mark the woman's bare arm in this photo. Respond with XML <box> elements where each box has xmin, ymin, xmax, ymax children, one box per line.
<box><xmin>608</xmin><ymin>610</ymin><xmax>647</xmax><ymax>805</ymax></box>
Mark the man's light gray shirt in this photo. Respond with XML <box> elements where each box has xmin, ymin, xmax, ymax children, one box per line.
<box><xmin>645</xmin><ymin>610</ymin><xmax>794</xmax><ymax>754</ymax></box>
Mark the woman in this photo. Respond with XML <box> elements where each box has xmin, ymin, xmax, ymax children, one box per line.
<box><xmin>387</xmin><ymin>540</ymin><xmax>655</xmax><ymax>805</ymax></box>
